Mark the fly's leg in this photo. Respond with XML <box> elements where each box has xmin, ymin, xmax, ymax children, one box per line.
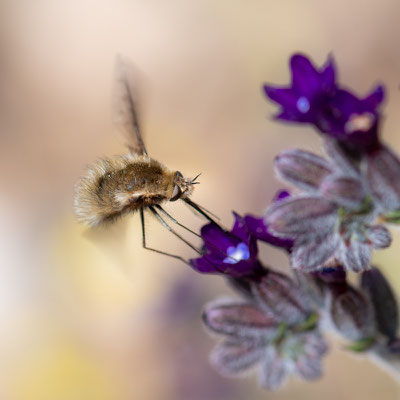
<box><xmin>148</xmin><ymin>206</ymin><xmax>203</xmax><ymax>255</ymax></box>
<box><xmin>140</xmin><ymin>208</ymin><xmax>190</xmax><ymax>265</ymax></box>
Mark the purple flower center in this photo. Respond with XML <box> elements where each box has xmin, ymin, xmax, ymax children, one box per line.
<box><xmin>223</xmin><ymin>242</ymin><xmax>250</xmax><ymax>264</ymax></box>
<box><xmin>297</xmin><ymin>97</ymin><xmax>310</xmax><ymax>113</ymax></box>
<box><xmin>344</xmin><ymin>112</ymin><xmax>375</xmax><ymax>134</ymax></box>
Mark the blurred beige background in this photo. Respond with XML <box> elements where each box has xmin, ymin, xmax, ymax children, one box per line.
<box><xmin>1</xmin><ymin>0</ymin><xmax>400</xmax><ymax>399</ymax></box>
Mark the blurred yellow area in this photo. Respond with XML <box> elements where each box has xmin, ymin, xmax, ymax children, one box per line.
<box><xmin>9</xmin><ymin>336</ymin><xmax>124</xmax><ymax>400</ymax></box>
<box><xmin>1</xmin><ymin>0</ymin><xmax>400</xmax><ymax>399</ymax></box>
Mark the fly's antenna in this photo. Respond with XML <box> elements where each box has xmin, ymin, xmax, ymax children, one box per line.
<box><xmin>191</xmin><ymin>173</ymin><xmax>202</xmax><ymax>185</ymax></box>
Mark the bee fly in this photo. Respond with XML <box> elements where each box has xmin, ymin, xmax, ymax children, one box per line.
<box><xmin>74</xmin><ymin>57</ymin><xmax>219</xmax><ymax>264</ymax></box>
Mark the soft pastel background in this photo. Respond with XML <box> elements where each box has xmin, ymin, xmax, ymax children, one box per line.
<box><xmin>1</xmin><ymin>0</ymin><xmax>400</xmax><ymax>399</ymax></box>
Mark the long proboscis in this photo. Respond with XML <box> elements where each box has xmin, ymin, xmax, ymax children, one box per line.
<box><xmin>182</xmin><ymin>198</ymin><xmax>223</xmax><ymax>227</ymax></box>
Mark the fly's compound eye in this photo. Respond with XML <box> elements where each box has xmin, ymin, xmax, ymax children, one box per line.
<box><xmin>175</xmin><ymin>171</ymin><xmax>183</xmax><ymax>179</ymax></box>
<box><xmin>170</xmin><ymin>184</ymin><xmax>182</xmax><ymax>202</ymax></box>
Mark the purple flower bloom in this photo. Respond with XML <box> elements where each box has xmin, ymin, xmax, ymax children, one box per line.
<box><xmin>190</xmin><ymin>201</ymin><xmax>293</xmax><ymax>276</ymax></box>
<box><xmin>190</xmin><ymin>212</ymin><xmax>260</xmax><ymax>277</ymax></box>
<box><xmin>202</xmin><ymin>271</ymin><xmax>328</xmax><ymax>390</ymax></box>
<box><xmin>264</xmin><ymin>54</ymin><xmax>384</xmax><ymax>151</ymax></box>
<box><xmin>265</xmin><ymin>143</ymin><xmax>392</xmax><ymax>272</ymax></box>
<box><xmin>244</xmin><ymin>214</ymin><xmax>293</xmax><ymax>250</ymax></box>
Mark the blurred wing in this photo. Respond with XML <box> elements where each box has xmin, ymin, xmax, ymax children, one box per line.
<box><xmin>113</xmin><ymin>55</ymin><xmax>148</xmax><ymax>156</ymax></box>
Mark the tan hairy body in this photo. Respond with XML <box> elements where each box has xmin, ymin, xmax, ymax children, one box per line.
<box><xmin>74</xmin><ymin>153</ymin><xmax>193</xmax><ymax>227</ymax></box>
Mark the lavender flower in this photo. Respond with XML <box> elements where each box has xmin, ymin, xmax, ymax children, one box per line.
<box><xmin>190</xmin><ymin>205</ymin><xmax>292</xmax><ymax>277</ymax></box>
<box><xmin>265</xmin><ymin>141</ymin><xmax>392</xmax><ymax>272</ymax></box>
<box><xmin>203</xmin><ymin>270</ymin><xmax>328</xmax><ymax>390</ymax></box>
<box><xmin>190</xmin><ymin>212</ymin><xmax>260</xmax><ymax>277</ymax></box>
<box><xmin>264</xmin><ymin>54</ymin><xmax>384</xmax><ymax>151</ymax></box>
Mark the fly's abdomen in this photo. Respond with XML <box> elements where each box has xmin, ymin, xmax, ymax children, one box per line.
<box><xmin>74</xmin><ymin>154</ymin><xmax>174</xmax><ymax>226</ymax></box>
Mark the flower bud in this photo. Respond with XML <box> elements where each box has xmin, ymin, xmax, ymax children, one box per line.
<box><xmin>274</xmin><ymin>149</ymin><xmax>332</xmax><ymax>192</ymax></box>
<box><xmin>203</xmin><ymin>301</ymin><xmax>278</xmax><ymax>340</ymax></box>
<box><xmin>365</xmin><ymin>145</ymin><xmax>400</xmax><ymax>211</ymax></box>
<box><xmin>252</xmin><ymin>270</ymin><xmax>310</xmax><ymax>326</ymax></box>
<box><xmin>365</xmin><ymin>225</ymin><xmax>392</xmax><ymax>249</ymax></box>
<box><xmin>264</xmin><ymin>197</ymin><xmax>337</xmax><ymax>238</ymax></box>
<box><xmin>361</xmin><ymin>268</ymin><xmax>399</xmax><ymax>341</ymax></box>
<box><xmin>329</xmin><ymin>286</ymin><xmax>374</xmax><ymax>342</ymax></box>
<box><xmin>320</xmin><ymin>175</ymin><xmax>365</xmax><ymax>210</ymax></box>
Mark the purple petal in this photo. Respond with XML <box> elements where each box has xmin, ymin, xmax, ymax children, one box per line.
<box><xmin>365</xmin><ymin>145</ymin><xmax>400</xmax><ymax>211</ymax></box>
<box><xmin>365</xmin><ymin>225</ymin><xmax>392</xmax><ymax>249</ymax></box>
<box><xmin>274</xmin><ymin>189</ymin><xmax>291</xmax><ymax>201</ymax></box>
<box><xmin>263</xmin><ymin>86</ymin><xmax>311</xmax><ymax>123</ymax></box>
<box><xmin>320</xmin><ymin>174</ymin><xmax>365</xmax><ymax>210</ymax></box>
<box><xmin>290</xmin><ymin>54</ymin><xmax>322</xmax><ymax>96</ymax></box>
<box><xmin>275</xmin><ymin>109</ymin><xmax>306</xmax><ymax>122</ymax></box>
<box><xmin>328</xmin><ymin>89</ymin><xmax>365</xmax><ymax>119</ymax></box>
<box><xmin>203</xmin><ymin>301</ymin><xmax>278</xmax><ymax>339</ymax></box>
<box><xmin>362</xmin><ymin>268</ymin><xmax>399</xmax><ymax>341</ymax></box>
<box><xmin>200</xmin><ymin>223</ymin><xmax>235</xmax><ymax>254</ymax></box>
<box><xmin>211</xmin><ymin>339</ymin><xmax>264</xmax><ymax>375</ymax></box>
<box><xmin>320</xmin><ymin>55</ymin><xmax>336</xmax><ymax>89</ymax></box>
<box><xmin>231</xmin><ymin>212</ymin><xmax>249</xmax><ymax>242</ymax></box>
<box><xmin>263</xmin><ymin>86</ymin><xmax>298</xmax><ymax>109</ymax></box>
<box><xmin>340</xmin><ymin>237</ymin><xmax>371</xmax><ymax>272</ymax></box>
<box><xmin>265</xmin><ymin>197</ymin><xmax>337</xmax><ymax>238</ymax></box>
<box><xmin>363</xmin><ymin>85</ymin><xmax>385</xmax><ymax>109</ymax></box>
<box><xmin>291</xmin><ymin>232</ymin><xmax>339</xmax><ymax>272</ymax></box>
<box><xmin>258</xmin><ymin>346</ymin><xmax>288</xmax><ymax>390</ymax></box>
<box><xmin>275</xmin><ymin>149</ymin><xmax>332</xmax><ymax>192</ymax></box>
<box><xmin>244</xmin><ymin>214</ymin><xmax>293</xmax><ymax>250</ymax></box>
<box><xmin>190</xmin><ymin>256</ymin><xmax>224</xmax><ymax>275</ymax></box>
<box><xmin>190</xmin><ymin>254</ymin><xmax>260</xmax><ymax>278</ymax></box>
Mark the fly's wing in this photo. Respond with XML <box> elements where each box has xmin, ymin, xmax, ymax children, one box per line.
<box><xmin>113</xmin><ymin>55</ymin><xmax>148</xmax><ymax>156</ymax></box>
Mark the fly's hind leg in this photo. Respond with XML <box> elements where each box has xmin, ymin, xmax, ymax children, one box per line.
<box><xmin>140</xmin><ymin>208</ymin><xmax>190</xmax><ymax>265</ymax></box>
